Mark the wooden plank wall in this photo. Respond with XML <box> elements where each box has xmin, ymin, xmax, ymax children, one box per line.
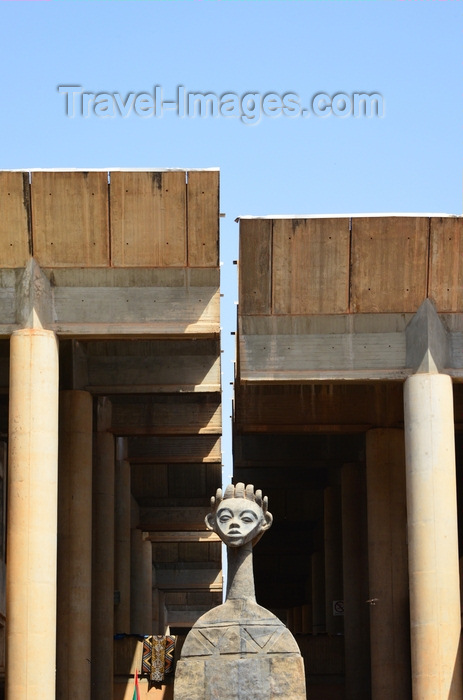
<box><xmin>239</xmin><ymin>216</ymin><xmax>463</xmax><ymax>315</ymax></box>
<box><xmin>0</xmin><ymin>170</ymin><xmax>219</xmax><ymax>269</ymax></box>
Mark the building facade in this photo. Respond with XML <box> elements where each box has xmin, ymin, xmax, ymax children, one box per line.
<box><xmin>0</xmin><ymin>170</ymin><xmax>222</xmax><ymax>700</ymax></box>
<box><xmin>235</xmin><ymin>214</ymin><xmax>463</xmax><ymax>699</ymax></box>
<box><xmin>0</xmin><ymin>172</ymin><xmax>462</xmax><ymax>699</ymax></box>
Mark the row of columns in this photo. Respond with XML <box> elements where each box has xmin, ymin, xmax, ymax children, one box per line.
<box><xmin>3</xmin><ymin>329</ymin><xmax>463</xmax><ymax>700</ymax></box>
<box><xmin>5</xmin><ymin>329</ymin><xmax>153</xmax><ymax>700</ymax></box>
<box><xmin>293</xmin><ymin>376</ymin><xmax>462</xmax><ymax>699</ymax></box>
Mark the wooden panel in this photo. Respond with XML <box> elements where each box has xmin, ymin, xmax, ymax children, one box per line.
<box><xmin>234</xmin><ymin>383</ymin><xmax>404</xmax><ymax>432</ymax></box>
<box><xmin>111</xmin><ymin>171</ymin><xmax>186</xmax><ymax>267</ymax></box>
<box><xmin>351</xmin><ymin>217</ymin><xmax>429</xmax><ymax>312</ymax></box>
<box><xmin>127</xmin><ymin>436</ymin><xmax>221</xmax><ymax>463</ymax></box>
<box><xmin>111</xmin><ymin>394</ymin><xmax>221</xmax><ymax>436</ymax></box>
<box><xmin>155</xmin><ymin>567</ymin><xmax>222</xmax><ymax>590</ymax></box>
<box><xmin>239</xmin><ymin>219</ymin><xmax>272</xmax><ymax>315</ymax></box>
<box><xmin>272</xmin><ymin>218</ymin><xmax>350</xmax><ymax>315</ymax></box>
<box><xmin>428</xmin><ymin>217</ymin><xmax>463</xmax><ymax>312</ymax></box>
<box><xmin>131</xmin><ymin>463</ymin><xmax>168</xmax><ymax>501</ymax></box>
<box><xmin>0</xmin><ymin>172</ymin><xmax>30</xmax><ymax>267</ymax></box>
<box><xmin>139</xmin><ymin>506</ymin><xmax>210</xmax><ymax>531</ymax></box>
<box><xmin>187</xmin><ymin>171</ymin><xmax>219</xmax><ymax>267</ymax></box>
<box><xmin>31</xmin><ymin>171</ymin><xmax>109</xmax><ymax>266</ymax></box>
<box><xmin>234</xmin><ymin>434</ymin><xmax>364</xmax><ymax>468</ymax></box>
<box><xmin>87</xmin><ymin>353</ymin><xmax>221</xmax><ymax>392</ymax></box>
<box><xmin>167</xmin><ymin>464</ymin><xmax>206</xmax><ymax>497</ymax></box>
<box><xmin>147</xmin><ymin>531</ymin><xmax>220</xmax><ymax>543</ymax></box>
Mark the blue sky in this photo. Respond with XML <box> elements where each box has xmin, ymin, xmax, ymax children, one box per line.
<box><xmin>0</xmin><ymin>0</ymin><xmax>461</xmax><ymax>479</ymax></box>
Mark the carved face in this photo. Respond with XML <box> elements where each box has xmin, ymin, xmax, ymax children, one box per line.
<box><xmin>215</xmin><ymin>498</ymin><xmax>265</xmax><ymax>547</ymax></box>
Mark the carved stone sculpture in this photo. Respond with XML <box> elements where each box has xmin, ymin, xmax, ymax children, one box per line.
<box><xmin>174</xmin><ymin>483</ymin><xmax>306</xmax><ymax>699</ymax></box>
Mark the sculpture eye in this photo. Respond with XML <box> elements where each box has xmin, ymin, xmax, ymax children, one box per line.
<box><xmin>241</xmin><ymin>516</ymin><xmax>253</xmax><ymax>523</ymax></box>
<box><xmin>219</xmin><ymin>514</ymin><xmax>231</xmax><ymax>523</ymax></box>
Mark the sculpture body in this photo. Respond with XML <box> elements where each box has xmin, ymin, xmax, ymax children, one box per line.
<box><xmin>174</xmin><ymin>484</ymin><xmax>306</xmax><ymax>699</ymax></box>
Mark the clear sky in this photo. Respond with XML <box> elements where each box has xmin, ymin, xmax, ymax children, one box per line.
<box><xmin>0</xmin><ymin>0</ymin><xmax>461</xmax><ymax>481</ymax></box>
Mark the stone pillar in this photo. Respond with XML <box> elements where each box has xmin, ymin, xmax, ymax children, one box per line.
<box><xmin>366</xmin><ymin>429</ymin><xmax>411</xmax><ymax>700</ymax></box>
<box><xmin>6</xmin><ymin>329</ymin><xmax>59</xmax><ymax>700</ymax></box>
<box><xmin>404</xmin><ymin>373</ymin><xmax>463</xmax><ymax>698</ymax></box>
<box><xmin>324</xmin><ymin>485</ymin><xmax>343</xmax><ymax>635</ymax></box>
<box><xmin>311</xmin><ymin>550</ymin><xmax>325</xmax><ymax>634</ymax></box>
<box><xmin>342</xmin><ymin>463</ymin><xmax>370</xmax><ymax>700</ymax></box>
<box><xmin>131</xmin><ymin>497</ymin><xmax>153</xmax><ymax>634</ymax></box>
<box><xmin>91</xmin><ymin>398</ymin><xmax>115</xmax><ymax>700</ymax></box>
<box><xmin>114</xmin><ymin>438</ymin><xmax>131</xmax><ymax>634</ymax></box>
<box><xmin>57</xmin><ymin>390</ymin><xmax>93</xmax><ymax>700</ymax></box>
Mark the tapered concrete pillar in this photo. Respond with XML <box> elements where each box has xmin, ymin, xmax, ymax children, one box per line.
<box><xmin>115</xmin><ymin>438</ymin><xmax>131</xmax><ymax>634</ymax></box>
<box><xmin>57</xmin><ymin>390</ymin><xmax>93</xmax><ymax>700</ymax></box>
<box><xmin>324</xmin><ymin>485</ymin><xmax>343</xmax><ymax>635</ymax></box>
<box><xmin>6</xmin><ymin>329</ymin><xmax>59</xmax><ymax>700</ymax></box>
<box><xmin>311</xmin><ymin>551</ymin><xmax>325</xmax><ymax>634</ymax></box>
<box><xmin>342</xmin><ymin>463</ymin><xmax>370</xmax><ymax>700</ymax></box>
<box><xmin>404</xmin><ymin>373</ymin><xmax>462</xmax><ymax>698</ymax></box>
<box><xmin>91</xmin><ymin>399</ymin><xmax>115</xmax><ymax>700</ymax></box>
<box><xmin>131</xmin><ymin>528</ymin><xmax>153</xmax><ymax>634</ymax></box>
<box><xmin>366</xmin><ymin>429</ymin><xmax>411</xmax><ymax>700</ymax></box>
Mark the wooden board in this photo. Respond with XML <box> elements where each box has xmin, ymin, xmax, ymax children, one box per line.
<box><xmin>233</xmin><ymin>383</ymin><xmax>404</xmax><ymax>432</ymax></box>
<box><xmin>127</xmin><ymin>436</ymin><xmax>221</xmax><ymax>463</ymax></box>
<box><xmin>351</xmin><ymin>217</ymin><xmax>429</xmax><ymax>312</ymax></box>
<box><xmin>139</xmin><ymin>506</ymin><xmax>211</xmax><ymax>531</ymax></box>
<box><xmin>239</xmin><ymin>219</ymin><xmax>272</xmax><ymax>315</ymax></box>
<box><xmin>0</xmin><ymin>172</ymin><xmax>30</xmax><ymax>267</ymax></box>
<box><xmin>147</xmin><ymin>531</ymin><xmax>220</xmax><ymax>543</ymax></box>
<box><xmin>272</xmin><ymin>218</ymin><xmax>350</xmax><ymax>315</ymax></box>
<box><xmin>154</xmin><ymin>567</ymin><xmax>222</xmax><ymax>591</ymax></box>
<box><xmin>187</xmin><ymin>171</ymin><xmax>219</xmax><ymax>267</ymax></box>
<box><xmin>110</xmin><ymin>394</ymin><xmax>221</xmax><ymax>436</ymax></box>
<box><xmin>87</xmin><ymin>352</ymin><xmax>221</xmax><ymax>392</ymax></box>
<box><xmin>428</xmin><ymin>217</ymin><xmax>463</xmax><ymax>312</ymax></box>
<box><xmin>31</xmin><ymin>171</ymin><xmax>109</xmax><ymax>266</ymax></box>
<box><xmin>110</xmin><ymin>171</ymin><xmax>187</xmax><ymax>267</ymax></box>
<box><xmin>131</xmin><ymin>463</ymin><xmax>168</xmax><ymax>500</ymax></box>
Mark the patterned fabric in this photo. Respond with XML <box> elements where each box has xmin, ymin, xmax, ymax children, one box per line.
<box><xmin>142</xmin><ymin>635</ymin><xmax>176</xmax><ymax>682</ymax></box>
<box><xmin>164</xmin><ymin>635</ymin><xmax>176</xmax><ymax>676</ymax></box>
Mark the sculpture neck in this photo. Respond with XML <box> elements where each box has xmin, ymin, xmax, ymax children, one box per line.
<box><xmin>226</xmin><ymin>541</ymin><xmax>255</xmax><ymax>601</ymax></box>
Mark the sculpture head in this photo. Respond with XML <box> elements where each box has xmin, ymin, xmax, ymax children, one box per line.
<box><xmin>205</xmin><ymin>482</ymin><xmax>273</xmax><ymax>548</ymax></box>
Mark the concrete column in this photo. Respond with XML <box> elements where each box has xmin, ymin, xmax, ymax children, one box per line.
<box><xmin>342</xmin><ymin>463</ymin><xmax>370</xmax><ymax>700</ymax></box>
<box><xmin>6</xmin><ymin>329</ymin><xmax>59</xmax><ymax>700</ymax></box>
<box><xmin>301</xmin><ymin>604</ymin><xmax>312</xmax><ymax>635</ymax></box>
<box><xmin>115</xmin><ymin>438</ymin><xmax>131</xmax><ymax>634</ymax></box>
<box><xmin>130</xmin><ymin>528</ymin><xmax>153</xmax><ymax>634</ymax></box>
<box><xmin>131</xmin><ymin>493</ymin><xmax>153</xmax><ymax>634</ymax></box>
<box><xmin>57</xmin><ymin>390</ymin><xmax>93</xmax><ymax>700</ymax></box>
<box><xmin>404</xmin><ymin>373</ymin><xmax>463</xmax><ymax>698</ymax></box>
<box><xmin>324</xmin><ymin>485</ymin><xmax>343</xmax><ymax>635</ymax></box>
<box><xmin>311</xmin><ymin>551</ymin><xmax>325</xmax><ymax>634</ymax></box>
<box><xmin>366</xmin><ymin>428</ymin><xmax>411</xmax><ymax>700</ymax></box>
<box><xmin>91</xmin><ymin>399</ymin><xmax>115</xmax><ymax>700</ymax></box>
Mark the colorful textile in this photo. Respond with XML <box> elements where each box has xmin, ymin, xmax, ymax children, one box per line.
<box><xmin>142</xmin><ymin>635</ymin><xmax>176</xmax><ymax>682</ymax></box>
<box><xmin>132</xmin><ymin>668</ymin><xmax>140</xmax><ymax>700</ymax></box>
<box><xmin>164</xmin><ymin>636</ymin><xmax>176</xmax><ymax>676</ymax></box>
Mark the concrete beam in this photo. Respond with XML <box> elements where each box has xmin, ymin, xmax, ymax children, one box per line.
<box><xmin>405</xmin><ymin>298</ymin><xmax>449</xmax><ymax>373</ymax></box>
<box><xmin>238</xmin><ymin>311</ymin><xmax>463</xmax><ymax>382</ymax></box>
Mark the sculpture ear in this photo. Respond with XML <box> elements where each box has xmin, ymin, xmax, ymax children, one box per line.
<box><xmin>261</xmin><ymin>511</ymin><xmax>273</xmax><ymax>532</ymax></box>
<box><xmin>205</xmin><ymin>513</ymin><xmax>215</xmax><ymax>532</ymax></box>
